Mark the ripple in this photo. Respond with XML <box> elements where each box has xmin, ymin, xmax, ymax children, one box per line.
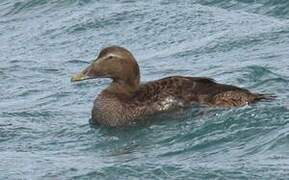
<box><xmin>1</xmin><ymin>0</ymin><xmax>289</xmax><ymax>179</ymax></box>
<box><xmin>65</xmin><ymin>59</ymin><xmax>89</xmax><ymax>64</ymax></box>
<box><xmin>4</xmin><ymin>0</ymin><xmax>48</xmax><ymax>16</ymax></box>
<box><xmin>194</xmin><ymin>0</ymin><xmax>289</xmax><ymax>19</ymax></box>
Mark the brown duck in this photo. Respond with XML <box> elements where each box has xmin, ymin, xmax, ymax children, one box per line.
<box><xmin>71</xmin><ymin>46</ymin><xmax>271</xmax><ymax>127</ymax></box>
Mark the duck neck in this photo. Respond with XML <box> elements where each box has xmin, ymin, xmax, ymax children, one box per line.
<box><xmin>105</xmin><ymin>78</ymin><xmax>140</xmax><ymax>97</ymax></box>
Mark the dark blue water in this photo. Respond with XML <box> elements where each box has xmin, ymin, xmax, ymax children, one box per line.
<box><xmin>1</xmin><ymin>0</ymin><xmax>289</xmax><ymax>179</ymax></box>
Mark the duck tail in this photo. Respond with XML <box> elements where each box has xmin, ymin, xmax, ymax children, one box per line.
<box><xmin>254</xmin><ymin>93</ymin><xmax>276</xmax><ymax>102</ymax></box>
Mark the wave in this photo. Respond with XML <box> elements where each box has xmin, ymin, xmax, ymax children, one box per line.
<box><xmin>2</xmin><ymin>0</ymin><xmax>94</xmax><ymax>16</ymax></box>
<box><xmin>193</xmin><ymin>0</ymin><xmax>289</xmax><ymax>19</ymax></box>
<box><xmin>3</xmin><ymin>0</ymin><xmax>289</xmax><ymax>19</ymax></box>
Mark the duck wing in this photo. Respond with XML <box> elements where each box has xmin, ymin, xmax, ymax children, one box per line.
<box><xmin>134</xmin><ymin>76</ymin><xmax>263</xmax><ymax>107</ymax></box>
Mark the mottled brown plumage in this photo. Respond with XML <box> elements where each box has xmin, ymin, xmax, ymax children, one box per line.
<box><xmin>71</xmin><ymin>46</ymin><xmax>271</xmax><ymax>127</ymax></box>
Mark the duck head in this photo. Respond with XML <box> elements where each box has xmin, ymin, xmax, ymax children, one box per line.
<box><xmin>71</xmin><ymin>46</ymin><xmax>140</xmax><ymax>95</ymax></box>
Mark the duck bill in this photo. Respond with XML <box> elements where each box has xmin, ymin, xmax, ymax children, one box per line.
<box><xmin>71</xmin><ymin>64</ymin><xmax>95</xmax><ymax>82</ymax></box>
<box><xmin>71</xmin><ymin>71</ymin><xmax>89</xmax><ymax>82</ymax></box>
<box><xmin>71</xmin><ymin>57</ymin><xmax>110</xmax><ymax>82</ymax></box>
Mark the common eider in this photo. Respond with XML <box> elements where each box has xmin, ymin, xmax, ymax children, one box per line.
<box><xmin>71</xmin><ymin>46</ymin><xmax>272</xmax><ymax>127</ymax></box>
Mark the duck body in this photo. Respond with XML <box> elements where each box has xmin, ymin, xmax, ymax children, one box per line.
<box><xmin>92</xmin><ymin>76</ymin><xmax>265</xmax><ymax>127</ymax></box>
<box><xmin>72</xmin><ymin>46</ymin><xmax>271</xmax><ymax>127</ymax></box>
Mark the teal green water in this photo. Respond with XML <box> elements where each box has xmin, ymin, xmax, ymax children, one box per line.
<box><xmin>1</xmin><ymin>0</ymin><xmax>289</xmax><ymax>179</ymax></box>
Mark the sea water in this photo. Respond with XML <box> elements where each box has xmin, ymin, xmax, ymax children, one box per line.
<box><xmin>1</xmin><ymin>0</ymin><xmax>289</xmax><ymax>179</ymax></box>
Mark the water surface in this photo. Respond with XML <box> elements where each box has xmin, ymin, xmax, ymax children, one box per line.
<box><xmin>1</xmin><ymin>0</ymin><xmax>289</xmax><ymax>179</ymax></box>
